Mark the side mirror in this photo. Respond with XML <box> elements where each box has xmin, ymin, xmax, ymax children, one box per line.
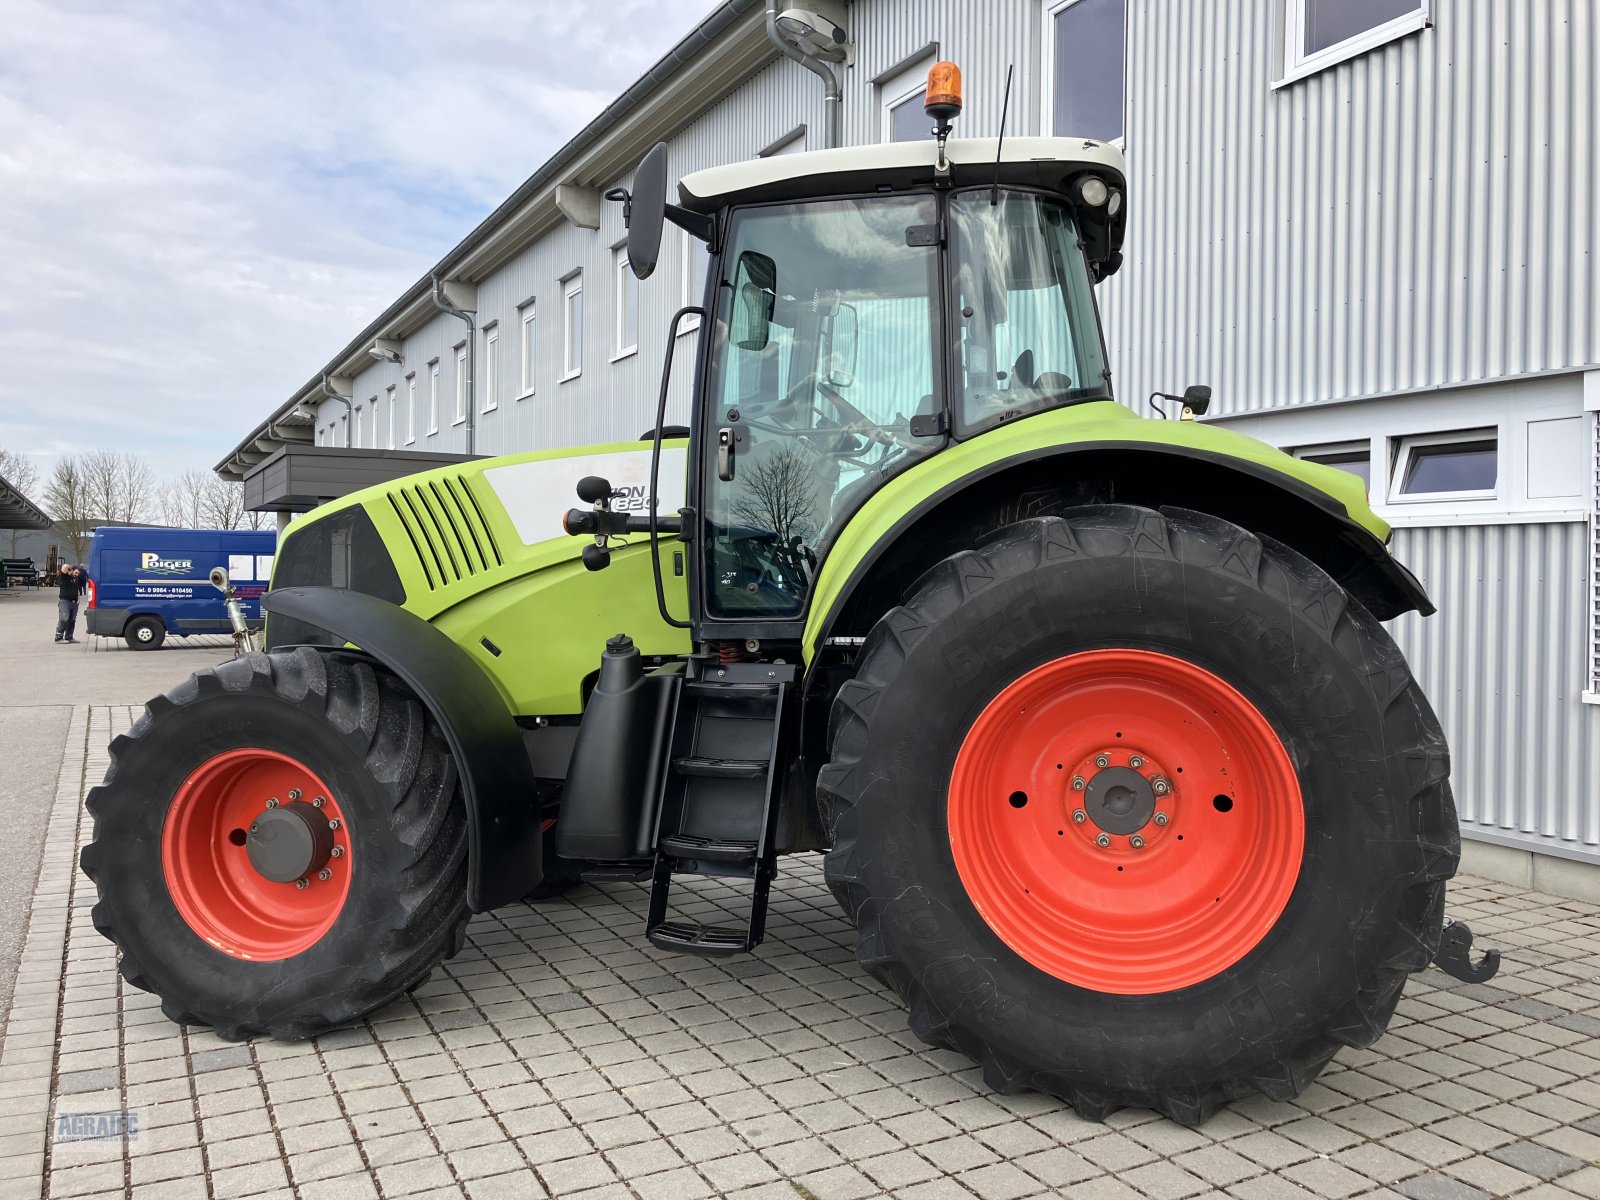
<box><xmin>624</xmin><ymin>142</ymin><xmax>669</xmax><ymax>280</ymax></box>
<box><xmin>824</xmin><ymin>302</ymin><xmax>859</xmax><ymax>388</ymax></box>
<box><xmin>732</xmin><ymin>250</ymin><xmax>777</xmax><ymax>352</ymax></box>
<box><xmin>1181</xmin><ymin>384</ymin><xmax>1212</xmax><ymax>416</ymax></box>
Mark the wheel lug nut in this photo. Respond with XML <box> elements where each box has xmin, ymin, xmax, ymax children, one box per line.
<box><xmin>265</xmin><ymin>798</ymin><xmax>279</xmax><ymax>809</ymax></box>
<box><xmin>1153</xmin><ymin>778</ymin><xmax>1170</xmax><ymax>796</ymax></box>
<box><xmin>288</xmin><ymin>788</ymin><xmax>302</xmax><ymax>801</ymax></box>
<box><xmin>1071</xmin><ymin>809</ymin><xmax>1088</xmax><ymax>824</ymax></box>
<box><xmin>1129</xmin><ymin>755</ymin><xmax>1144</xmax><ymax>769</ymax></box>
<box><xmin>295</xmin><ymin>878</ymin><xmax>308</xmax><ymax>890</ymax></box>
<box><xmin>1130</xmin><ymin>834</ymin><xmax>1146</xmax><ymax>849</ymax></box>
<box><xmin>248</xmin><ymin>822</ymin><xmax>259</xmax><ymax>834</ymax></box>
<box><xmin>312</xmin><ymin>796</ymin><xmax>325</xmax><ymax>808</ymax></box>
<box><xmin>330</xmin><ymin>846</ymin><xmax>344</xmax><ymax>858</ymax></box>
<box><xmin>1153</xmin><ymin>811</ymin><xmax>1169</xmax><ymax>826</ymax></box>
<box><xmin>1094</xmin><ymin>754</ymin><xmax>1110</xmax><ymax>769</ymax></box>
<box><xmin>328</xmin><ymin>818</ymin><xmax>341</xmax><ymax>831</ymax></box>
<box><xmin>1071</xmin><ymin>776</ymin><xmax>1087</xmax><ymax>791</ymax></box>
<box><xmin>1094</xmin><ymin>833</ymin><xmax>1111</xmax><ymax>848</ymax></box>
<box><xmin>318</xmin><ymin>868</ymin><xmax>332</xmax><ymax>881</ymax></box>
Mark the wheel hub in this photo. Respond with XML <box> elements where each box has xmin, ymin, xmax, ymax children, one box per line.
<box><xmin>247</xmin><ymin>801</ymin><xmax>335</xmax><ymax>884</ymax></box>
<box><xmin>1083</xmin><ymin>766</ymin><xmax>1156</xmax><ymax>835</ymax></box>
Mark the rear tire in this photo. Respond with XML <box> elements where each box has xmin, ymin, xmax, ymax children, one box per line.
<box><xmin>81</xmin><ymin>648</ymin><xmax>469</xmax><ymax>1040</ymax></box>
<box><xmin>125</xmin><ymin>615</ymin><xmax>165</xmax><ymax>650</ymax></box>
<box><xmin>818</xmin><ymin>506</ymin><xmax>1457</xmax><ymax>1124</ymax></box>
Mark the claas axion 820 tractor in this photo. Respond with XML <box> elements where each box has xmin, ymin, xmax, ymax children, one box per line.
<box><xmin>84</xmin><ymin>64</ymin><xmax>1492</xmax><ymax>1124</ymax></box>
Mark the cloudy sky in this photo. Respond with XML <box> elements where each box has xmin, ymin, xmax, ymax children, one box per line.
<box><xmin>0</xmin><ymin>0</ymin><xmax>718</xmax><ymax>489</ymax></box>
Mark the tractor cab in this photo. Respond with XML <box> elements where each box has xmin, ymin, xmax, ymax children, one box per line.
<box><xmin>581</xmin><ymin>66</ymin><xmax>1127</xmax><ymax>647</ymax></box>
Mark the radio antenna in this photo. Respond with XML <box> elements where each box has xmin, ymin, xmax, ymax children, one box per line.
<box><xmin>991</xmin><ymin>64</ymin><xmax>1014</xmax><ymax>206</ymax></box>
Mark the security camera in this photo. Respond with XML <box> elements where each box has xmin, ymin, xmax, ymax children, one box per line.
<box><xmin>775</xmin><ymin>8</ymin><xmax>851</xmax><ymax>63</ymax></box>
<box><xmin>368</xmin><ymin>338</ymin><xmax>404</xmax><ymax>364</ymax></box>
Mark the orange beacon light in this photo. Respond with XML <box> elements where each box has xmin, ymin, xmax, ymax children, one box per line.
<box><xmin>924</xmin><ymin>61</ymin><xmax>963</xmax><ymax>124</ymax></box>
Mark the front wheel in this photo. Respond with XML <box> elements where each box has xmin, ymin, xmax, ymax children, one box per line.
<box><xmin>818</xmin><ymin>506</ymin><xmax>1457</xmax><ymax>1124</ymax></box>
<box><xmin>81</xmin><ymin>648</ymin><xmax>469</xmax><ymax>1039</ymax></box>
<box><xmin>125</xmin><ymin>615</ymin><xmax>165</xmax><ymax>650</ymax></box>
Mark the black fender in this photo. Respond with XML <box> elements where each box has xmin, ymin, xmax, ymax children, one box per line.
<box><xmin>262</xmin><ymin>586</ymin><xmax>540</xmax><ymax>912</ymax></box>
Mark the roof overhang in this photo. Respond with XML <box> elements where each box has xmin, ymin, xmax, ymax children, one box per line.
<box><xmin>216</xmin><ymin>0</ymin><xmax>775</xmax><ymax>483</ymax></box>
<box><xmin>0</xmin><ymin>471</ymin><xmax>51</xmax><ymax>530</ymax></box>
<box><xmin>243</xmin><ymin>445</ymin><xmax>484</xmax><ymax>513</ymax></box>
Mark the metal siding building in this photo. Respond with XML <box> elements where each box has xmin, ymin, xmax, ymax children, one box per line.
<box><xmin>221</xmin><ymin>0</ymin><xmax>1600</xmax><ymax>887</ymax></box>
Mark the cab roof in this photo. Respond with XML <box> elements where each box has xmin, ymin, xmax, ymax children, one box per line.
<box><xmin>676</xmin><ymin>136</ymin><xmax>1128</xmax><ymax>276</ymax></box>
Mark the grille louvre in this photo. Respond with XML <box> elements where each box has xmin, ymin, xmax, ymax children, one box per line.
<box><xmin>388</xmin><ymin>475</ymin><xmax>504</xmax><ymax>590</ymax></box>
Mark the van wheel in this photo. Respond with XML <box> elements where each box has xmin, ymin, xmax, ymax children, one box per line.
<box><xmin>125</xmin><ymin>616</ymin><xmax>166</xmax><ymax>650</ymax></box>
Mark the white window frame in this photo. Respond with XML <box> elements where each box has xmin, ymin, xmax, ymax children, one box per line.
<box><xmin>519</xmin><ymin>302</ymin><xmax>537</xmax><ymax>397</ymax></box>
<box><xmin>405</xmin><ymin>374</ymin><xmax>417</xmax><ymax>444</ymax></box>
<box><xmin>1293</xmin><ymin>440</ymin><xmax>1373</xmax><ymax>490</ymax></box>
<box><xmin>613</xmin><ymin>248</ymin><xmax>639</xmax><ymax>362</ymax></box>
<box><xmin>453</xmin><ymin>343</ymin><xmax>468</xmax><ymax>425</ymax></box>
<box><xmin>385</xmin><ymin>385</ymin><xmax>396</xmax><ymax>449</ymax></box>
<box><xmin>561</xmin><ymin>273</ymin><xmax>583</xmax><ymax>382</ymax></box>
<box><xmin>354</xmin><ymin>404</ymin><xmax>365</xmax><ymax>448</ymax></box>
<box><xmin>1387</xmin><ymin>428</ymin><xmax>1500</xmax><ymax>506</ymax></box>
<box><xmin>428</xmin><ymin>360</ymin><xmax>440</xmax><ymax>435</ymax></box>
<box><xmin>1043</xmin><ymin>0</ymin><xmax>1127</xmax><ymax>147</ymax></box>
<box><xmin>1277</xmin><ymin>0</ymin><xmax>1430</xmax><ymax>89</ymax></box>
<box><xmin>881</xmin><ymin>72</ymin><xmax>928</xmax><ymax>144</ymax></box>
<box><xmin>482</xmin><ymin>324</ymin><xmax>499</xmax><ymax>413</ymax></box>
<box><xmin>680</xmin><ymin>230</ymin><xmax>708</xmax><ymax>334</ymax></box>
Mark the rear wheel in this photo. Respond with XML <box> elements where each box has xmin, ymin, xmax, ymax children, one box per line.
<box><xmin>818</xmin><ymin>506</ymin><xmax>1457</xmax><ymax>1124</ymax></box>
<box><xmin>125</xmin><ymin>615</ymin><xmax>165</xmax><ymax>650</ymax></box>
<box><xmin>81</xmin><ymin>648</ymin><xmax>469</xmax><ymax>1039</ymax></box>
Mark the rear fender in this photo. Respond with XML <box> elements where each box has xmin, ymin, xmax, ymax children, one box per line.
<box><xmin>262</xmin><ymin>586</ymin><xmax>540</xmax><ymax>912</ymax></box>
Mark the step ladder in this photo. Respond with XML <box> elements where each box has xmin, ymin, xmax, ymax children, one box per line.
<box><xmin>645</xmin><ymin>660</ymin><xmax>795</xmax><ymax>957</ymax></box>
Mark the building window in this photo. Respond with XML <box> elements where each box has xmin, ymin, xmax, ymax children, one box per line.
<box><xmin>519</xmin><ymin>304</ymin><xmax>536</xmax><ymax>396</ymax></box>
<box><xmin>681</xmin><ymin>231</ymin><xmax>710</xmax><ymax>333</ymax></box>
<box><xmin>884</xmin><ymin>77</ymin><xmax>928</xmax><ymax>143</ymax></box>
<box><xmin>1388</xmin><ymin>430</ymin><xmax>1499</xmax><ymax>503</ymax></box>
<box><xmin>483</xmin><ymin>326</ymin><xmax>499</xmax><ymax>413</ymax></box>
<box><xmin>613</xmin><ymin>249</ymin><xmax>639</xmax><ymax>360</ymax></box>
<box><xmin>1046</xmin><ymin>0</ymin><xmax>1125</xmax><ymax>144</ymax></box>
<box><xmin>453</xmin><ymin>344</ymin><xmax>468</xmax><ymax>424</ymax></box>
<box><xmin>354</xmin><ymin>404</ymin><xmax>364</xmax><ymax>448</ymax></box>
<box><xmin>405</xmin><ymin>375</ymin><xmax>416</xmax><ymax>444</ymax></box>
<box><xmin>385</xmin><ymin>386</ymin><xmax>396</xmax><ymax>449</ymax></box>
<box><xmin>1294</xmin><ymin>441</ymin><xmax>1372</xmax><ymax>491</ymax></box>
<box><xmin>562</xmin><ymin>274</ymin><xmax>583</xmax><ymax>381</ymax></box>
<box><xmin>428</xmin><ymin>360</ymin><xmax>440</xmax><ymax>434</ymax></box>
<box><xmin>1281</xmin><ymin>0</ymin><xmax>1428</xmax><ymax>85</ymax></box>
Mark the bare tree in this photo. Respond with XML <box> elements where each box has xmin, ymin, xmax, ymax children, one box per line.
<box><xmin>0</xmin><ymin>448</ymin><xmax>42</xmax><ymax>555</ymax></box>
<box><xmin>157</xmin><ymin>471</ymin><xmax>211</xmax><ymax>529</ymax></box>
<box><xmin>728</xmin><ymin>446</ymin><xmax>821</xmax><ymax>589</ymax></box>
<box><xmin>202</xmin><ymin>477</ymin><xmax>249</xmax><ymax>531</ymax></box>
<box><xmin>42</xmin><ymin>457</ymin><xmax>93</xmax><ymax>562</ymax></box>
<box><xmin>81</xmin><ymin>449</ymin><xmax>154</xmax><ymax>525</ymax></box>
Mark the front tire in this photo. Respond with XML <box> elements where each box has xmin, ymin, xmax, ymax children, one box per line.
<box><xmin>818</xmin><ymin>506</ymin><xmax>1457</xmax><ymax>1124</ymax></box>
<box><xmin>81</xmin><ymin>648</ymin><xmax>469</xmax><ymax>1040</ymax></box>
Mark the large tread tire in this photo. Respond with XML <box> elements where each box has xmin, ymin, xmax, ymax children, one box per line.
<box><xmin>818</xmin><ymin>505</ymin><xmax>1457</xmax><ymax>1125</ymax></box>
<box><xmin>80</xmin><ymin>648</ymin><xmax>470</xmax><ymax>1040</ymax></box>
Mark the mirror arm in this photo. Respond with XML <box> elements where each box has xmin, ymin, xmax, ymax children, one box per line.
<box><xmin>665</xmin><ymin>203</ymin><xmax>714</xmax><ymax>242</ymax></box>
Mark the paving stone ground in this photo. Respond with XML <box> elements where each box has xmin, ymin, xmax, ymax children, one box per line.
<box><xmin>2</xmin><ymin>704</ymin><xmax>1597</xmax><ymax>1200</ymax></box>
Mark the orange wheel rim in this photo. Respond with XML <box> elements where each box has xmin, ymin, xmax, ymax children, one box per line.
<box><xmin>162</xmin><ymin>748</ymin><xmax>352</xmax><ymax>961</ymax></box>
<box><xmin>947</xmin><ymin>649</ymin><xmax>1304</xmax><ymax>994</ymax></box>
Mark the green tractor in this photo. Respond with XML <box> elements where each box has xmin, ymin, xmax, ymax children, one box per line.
<box><xmin>82</xmin><ymin>77</ymin><xmax>1486</xmax><ymax>1124</ymax></box>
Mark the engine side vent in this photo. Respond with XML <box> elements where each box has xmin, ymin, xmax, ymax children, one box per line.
<box><xmin>388</xmin><ymin>475</ymin><xmax>503</xmax><ymax>590</ymax></box>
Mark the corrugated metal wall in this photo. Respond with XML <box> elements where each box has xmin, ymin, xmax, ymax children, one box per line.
<box><xmin>1104</xmin><ymin>0</ymin><xmax>1600</xmax><ymax>416</ymax></box>
<box><xmin>1591</xmin><ymin>410</ymin><xmax>1600</xmax><ymax>692</ymax></box>
<box><xmin>1391</xmin><ymin>522</ymin><xmax>1600</xmax><ymax>860</ymax></box>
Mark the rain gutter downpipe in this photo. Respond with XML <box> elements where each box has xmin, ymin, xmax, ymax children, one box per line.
<box><xmin>320</xmin><ymin>376</ymin><xmax>353</xmax><ymax>448</ymax></box>
<box><xmin>765</xmin><ymin>0</ymin><xmax>841</xmax><ymax>148</ymax></box>
<box><xmin>431</xmin><ymin>277</ymin><xmax>477</xmax><ymax>455</ymax></box>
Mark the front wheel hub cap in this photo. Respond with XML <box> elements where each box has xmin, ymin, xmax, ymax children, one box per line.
<box><xmin>247</xmin><ymin>801</ymin><xmax>335</xmax><ymax>884</ymax></box>
<box><xmin>1083</xmin><ymin>765</ymin><xmax>1156</xmax><ymax>835</ymax></box>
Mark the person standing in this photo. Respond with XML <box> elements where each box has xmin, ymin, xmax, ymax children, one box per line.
<box><xmin>56</xmin><ymin>564</ymin><xmax>87</xmax><ymax>643</ymax></box>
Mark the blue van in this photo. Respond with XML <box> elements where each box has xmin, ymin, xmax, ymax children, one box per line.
<box><xmin>85</xmin><ymin>527</ymin><xmax>277</xmax><ymax>649</ymax></box>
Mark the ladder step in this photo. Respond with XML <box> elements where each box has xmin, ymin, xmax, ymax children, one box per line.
<box><xmin>580</xmin><ymin>863</ymin><xmax>653</xmax><ymax>882</ymax></box>
<box><xmin>673</xmin><ymin>756</ymin><xmax>768</xmax><ymax>779</ymax></box>
<box><xmin>684</xmin><ymin>679</ymin><xmax>778</xmax><ymax>698</ymax></box>
<box><xmin>659</xmin><ymin>834</ymin><xmax>758</xmax><ymax>863</ymax></box>
<box><xmin>648</xmin><ymin>920</ymin><xmax>753</xmax><ymax>957</ymax></box>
